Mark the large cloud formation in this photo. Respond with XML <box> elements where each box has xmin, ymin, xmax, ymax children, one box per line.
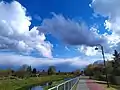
<box><xmin>0</xmin><ymin>1</ymin><xmax>53</xmax><ymax>58</ymax></box>
<box><xmin>90</xmin><ymin>0</ymin><xmax>120</xmax><ymax>51</ymax></box>
<box><xmin>0</xmin><ymin>53</ymin><xmax>91</xmax><ymax>68</ymax></box>
<box><xmin>0</xmin><ymin>0</ymin><xmax>116</xmax><ymax>68</ymax></box>
<box><xmin>80</xmin><ymin>0</ymin><xmax>120</xmax><ymax>57</ymax></box>
<box><xmin>38</xmin><ymin>13</ymin><xmax>105</xmax><ymax>46</ymax></box>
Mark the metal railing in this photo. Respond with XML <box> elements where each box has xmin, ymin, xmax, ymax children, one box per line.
<box><xmin>48</xmin><ymin>77</ymin><xmax>79</xmax><ymax>90</ymax></box>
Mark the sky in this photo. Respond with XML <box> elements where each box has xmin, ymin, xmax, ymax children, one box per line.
<box><xmin>0</xmin><ymin>0</ymin><xmax>120</xmax><ymax>71</ymax></box>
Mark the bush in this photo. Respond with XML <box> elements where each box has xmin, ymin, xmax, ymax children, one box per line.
<box><xmin>109</xmin><ymin>75</ymin><xmax>120</xmax><ymax>85</ymax></box>
<box><xmin>98</xmin><ymin>75</ymin><xmax>106</xmax><ymax>81</ymax></box>
<box><xmin>13</xmin><ymin>71</ymin><xmax>28</xmax><ymax>78</ymax></box>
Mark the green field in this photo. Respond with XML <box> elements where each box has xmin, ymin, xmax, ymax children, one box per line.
<box><xmin>0</xmin><ymin>75</ymin><xmax>74</xmax><ymax>90</ymax></box>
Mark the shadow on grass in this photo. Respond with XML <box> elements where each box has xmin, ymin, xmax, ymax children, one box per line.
<box><xmin>110</xmin><ymin>85</ymin><xmax>120</xmax><ymax>90</ymax></box>
<box><xmin>91</xmin><ymin>80</ymin><xmax>120</xmax><ymax>90</ymax></box>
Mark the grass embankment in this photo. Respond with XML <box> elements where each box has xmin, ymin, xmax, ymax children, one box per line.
<box><xmin>95</xmin><ymin>80</ymin><xmax>120</xmax><ymax>90</ymax></box>
<box><xmin>0</xmin><ymin>75</ymin><xmax>74</xmax><ymax>90</ymax></box>
<box><xmin>103</xmin><ymin>84</ymin><xmax>118</xmax><ymax>90</ymax></box>
<box><xmin>111</xmin><ymin>85</ymin><xmax>120</xmax><ymax>90</ymax></box>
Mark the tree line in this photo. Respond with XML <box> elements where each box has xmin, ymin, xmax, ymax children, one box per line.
<box><xmin>84</xmin><ymin>50</ymin><xmax>120</xmax><ymax>84</ymax></box>
<box><xmin>0</xmin><ymin>65</ymin><xmax>82</xmax><ymax>79</ymax></box>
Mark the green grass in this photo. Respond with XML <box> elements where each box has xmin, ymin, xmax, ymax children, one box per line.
<box><xmin>94</xmin><ymin>80</ymin><xmax>120</xmax><ymax>90</ymax></box>
<box><xmin>110</xmin><ymin>85</ymin><xmax>120</xmax><ymax>90</ymax></box>
<box><xmin>0</xmin><ymin>75</ymin><xmax>74</xmax><ymax>90</ymax></box>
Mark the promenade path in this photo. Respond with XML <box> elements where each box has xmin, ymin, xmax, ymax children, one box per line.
<box><xmin>76</xmin><ymin>77</ymin><xmax>105</xmax><ymax>90</ymax></box>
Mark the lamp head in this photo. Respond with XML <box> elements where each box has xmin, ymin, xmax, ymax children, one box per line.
<box><xmin>95</xmin><ymin>47</ymin><xmax>99</xmax><ymax>50</ymax></box>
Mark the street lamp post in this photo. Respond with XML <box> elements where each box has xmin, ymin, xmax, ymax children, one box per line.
<box><xmin>95</xmin><ymin>44</ymin><xmax>110</xmax><ymax>88</ymax></box>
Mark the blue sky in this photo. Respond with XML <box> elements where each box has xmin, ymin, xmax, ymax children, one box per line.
<box><xmin>16</xmin><ymin>0</ymin><xmax>101</xmax><ymax>58</ymax></box>
<box><xmin>0</xmin><ymin>0</ymin><xmax>120</xmax><ymax>71</ymax></box>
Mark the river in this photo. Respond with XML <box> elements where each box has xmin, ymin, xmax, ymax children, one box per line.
<box><xmin>28</xmin><ymin>78</ymin><xmax>72</xmax><ymax>90</ymax></box>
<box><xmin>29</xmin><ymin>86</ymin><xmax>43</xmax><ymax>90</ymax></box>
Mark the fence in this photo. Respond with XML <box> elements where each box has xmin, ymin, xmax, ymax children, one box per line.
<box><xmin>48</xmin><ymin>76</ymin><xmax>79</xmax><ymax>90</ymax></box>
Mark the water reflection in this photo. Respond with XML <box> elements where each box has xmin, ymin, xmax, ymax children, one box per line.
<box><xmin>28</xmin><ymin>82</ymin><xmax>48</xmax><ymax>90</ymax></box>
<box><xmin>29</xmin><ymin>86</ymin><xmax>43</xmax><ymax>90</ymax></box>
<box><xmin>64</xmin><ymin>78</ymin><xmax>72</xmax><ymax>81</ymax></box>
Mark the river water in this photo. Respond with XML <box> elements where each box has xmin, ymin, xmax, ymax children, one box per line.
<box><xmin>29</xmin><ymin>78</ymin><xmax>72</xmax><ymax>90</ymax></box>
<box><xmin>29</xmin><ymin>86</ymin><xmax>43</xmax><ymax>90</ymax></box>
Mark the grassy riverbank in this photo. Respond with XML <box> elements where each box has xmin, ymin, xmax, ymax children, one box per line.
<box><xmin>44</xmin><ymin>79</ymin><xmax>65</xmax><ymax>90</ymax></box>
<box><xmin>0</xmin><ymin>75</ymin><xmax>74</xmax><ymax>90</ymax></box>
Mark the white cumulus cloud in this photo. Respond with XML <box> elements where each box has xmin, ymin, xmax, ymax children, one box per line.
<box><xmin>91</xmin><ymin>0</ymin><xmax>120</xmax><ymax>51</ymax></box>
<box><xmin>79</xmin><ymin>46</ymin><xmax>98</xmax><ymax>56</ymax></box>
<box><xmin>0</xmin><ymin>1</ymin><xmax>53</xmax><ymax>58</ymax></box>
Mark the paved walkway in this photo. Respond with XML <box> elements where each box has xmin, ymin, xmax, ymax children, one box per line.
<box><xmin>76</xmin><ymin>79</ymin><xmax>105</xmax><ymax>90</ymax></box>
<box><xmin>76</xmin><ymin>80</ymin><xmax>89</xmax><ymax>90</ymax></box>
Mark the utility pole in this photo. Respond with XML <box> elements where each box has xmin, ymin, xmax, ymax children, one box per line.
<box><xmin>95</xmin><ymin>44</ymin><xmax>110</xmax><ymax>87</ymax></box>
